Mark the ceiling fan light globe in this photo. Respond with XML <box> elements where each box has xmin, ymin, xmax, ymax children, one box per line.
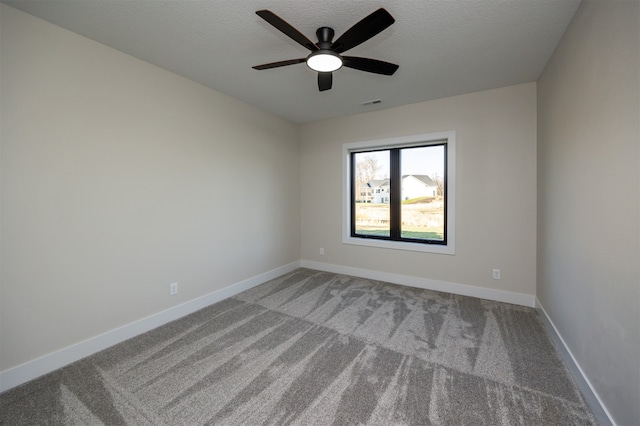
<box><xmin>307</xmin><ymin>51</ymin><xmax>342</xmax><ymax>72</ymax></box>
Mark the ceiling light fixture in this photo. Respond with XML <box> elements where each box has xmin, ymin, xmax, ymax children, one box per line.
<box><xmin>306</xmin><ymin>50</ymin><xmax>343</xmax><ymax>72</ymax></box>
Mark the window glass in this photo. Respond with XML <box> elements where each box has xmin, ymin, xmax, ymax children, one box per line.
<box><xmin>400</xmin><ymin>145</ymin><xmax>445</xmax><ymax>241</ymax></box>
<box><xmin>353</xmin><ymin>150</ymin><xmax>390</xmax><ymax>237</ymax></box>
<box><xmin>351</xmin><ymin>143</ymin><xmax>447</xmax><ymax>245</ymax></box>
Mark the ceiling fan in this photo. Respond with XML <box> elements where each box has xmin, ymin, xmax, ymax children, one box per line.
<box><xmin>252</xmin><ymin>8</ymin><xmax>399</xmax><ymax>91</ymax></box>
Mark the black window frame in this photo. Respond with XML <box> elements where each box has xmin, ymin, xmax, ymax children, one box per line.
<box><xmin>349</xmin><ymin>142</ymin><xmax>448</xmax><ymax>246</ymax></box>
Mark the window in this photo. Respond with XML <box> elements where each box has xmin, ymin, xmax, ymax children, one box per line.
<box><xmin>343</xmin><ymin>131</ymin><xmax>455</xmax><ymax>254</ymax></box>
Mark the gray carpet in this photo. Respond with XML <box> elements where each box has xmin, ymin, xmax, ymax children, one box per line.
<box><xmin>1</xmin><ymin>268</ymin><xmax>596</xmax><ymax>425</ymax></box>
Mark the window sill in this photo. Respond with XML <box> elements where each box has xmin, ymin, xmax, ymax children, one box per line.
<box><xmin>342</xmin><ymin>235</ymin><xmax>455</xmax><ymax>255</ymax></box>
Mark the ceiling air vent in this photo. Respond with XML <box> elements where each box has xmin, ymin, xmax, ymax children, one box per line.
<box><xmin>361</xmin><ymin>99</ymin><xmax>382</xmax><ymax>106</ymax></box>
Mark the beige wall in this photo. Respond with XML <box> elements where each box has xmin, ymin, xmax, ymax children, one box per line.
<box><xmin>0</xmin><ymin>5</ymin><xmax>300</xmax><ymax>371</ymax></box>
<box><xmin>537</xmin><ymin>1</ymin><xmax>640</xmax><ymax>424</ymax></box>
<box><xmin>300</xmin><ymin>83</ymin><xmax>537</xmax><ymax>297</ymax></box>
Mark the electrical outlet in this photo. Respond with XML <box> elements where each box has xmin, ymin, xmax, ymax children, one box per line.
<box><xmin>170</xmin><ymin>282</ymin><xmax>178</xmax><ymax>295</ymax></box>
<box><xmin>320</xmin><ymin>248</ymin><xmax>325</xmax><ymax>255</ymax></box>
<box><xmin>492</xmin><ymin>269</ymin><xmax>501</xmax><ymax>280</ymax></box>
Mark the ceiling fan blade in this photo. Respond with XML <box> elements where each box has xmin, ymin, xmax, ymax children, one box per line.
<box><xmin>330</xmin><ymin>8</ymin><xmax>395</xmax><ymax>54</ymax></box>
<box><xmin>253</xmin><ymin>58</ymin><xmax>307</xmax><ymax>70</ymax></box>
<box><xmin>318</xmin><ymin>72</ymin><xmax>332</xmax><ymax>91</ymax></box>
<box><xmin>342</xmin><ymin>56</ymin><xmax>399</xmax><ymax>75</ymax></box>
<box><xmin>256</xmin><ymin>10</ymin><xmax>319</xmax><ymax>52</ymax></box>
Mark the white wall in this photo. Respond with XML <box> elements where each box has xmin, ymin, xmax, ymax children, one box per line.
<box><xmin>300</xmin><ymin>83</ymin><xmax>537</xmax><ymax>300</ymax></box>
<box><xmin>0</xmin><ymin>5</ymin><xmax>299</xmax><ymax>372</ymax></box>
<box><xmin>537</xmin><ymin>1</ymin><xmax>640</xmax><ymax>424</ymax></box>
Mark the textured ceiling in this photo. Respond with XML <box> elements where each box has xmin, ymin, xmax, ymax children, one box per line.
<box><xmin>2</xmin><ymin>0</ymin><xmax>580</xmax><ymax>123</ymax></box>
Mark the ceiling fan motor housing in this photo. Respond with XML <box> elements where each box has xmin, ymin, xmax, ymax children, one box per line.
<box><xmin>316</xmin><ymin>27</ymin><xmax>335</xmax><ymax>48</ymax></box>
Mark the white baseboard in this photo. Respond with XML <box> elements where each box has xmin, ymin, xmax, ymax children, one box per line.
<box><xmin>535</xmin><ymin>298</ymin><xmax>615</xmax><ymax>426</ymax></box>
<box><xmin>0</xmin><ymin>261</ymin><xmax>301</xmax><ymax>393</ymax></box>
<box><xmin>300</xmin><ymin>260</ymin><xmax>536</xmax><ymax>307</ymax></box>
